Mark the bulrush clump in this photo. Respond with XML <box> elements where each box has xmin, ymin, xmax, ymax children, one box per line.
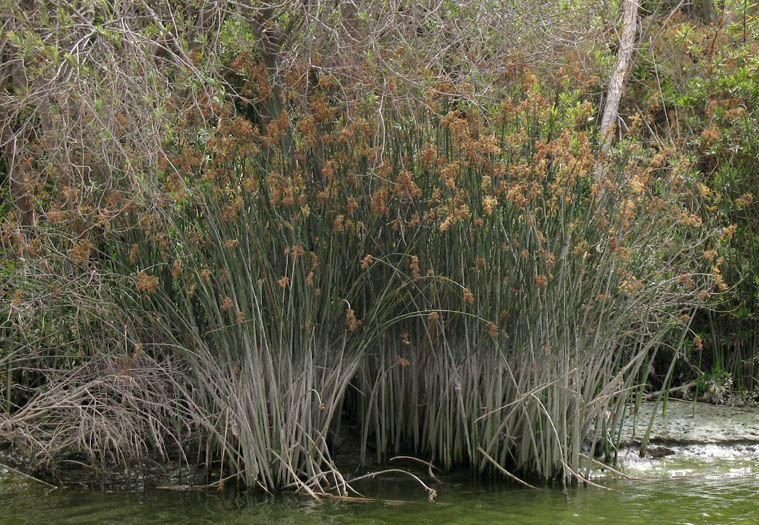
<box><xmin>1</xmin><ymin>36</ymin><xmax>723</xmax><ymax>497</ymax></box>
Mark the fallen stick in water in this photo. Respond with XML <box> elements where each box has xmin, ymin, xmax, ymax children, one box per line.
<box><xmin>0</xmin><ymin>461</ymin><xmax>58</xmax><ymax>490</ymax></box>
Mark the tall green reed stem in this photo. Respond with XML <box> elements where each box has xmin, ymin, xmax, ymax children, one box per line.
<box><xmin>124</xmin><ymin>81</ymin><xmax>716</xmax><ymax>490</ymax></box>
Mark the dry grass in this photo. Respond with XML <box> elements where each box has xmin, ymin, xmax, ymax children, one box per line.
<box><xmin>0</xmin><ymin>353</ymin><xmax>203</xmax><ymax>477</ymax></box>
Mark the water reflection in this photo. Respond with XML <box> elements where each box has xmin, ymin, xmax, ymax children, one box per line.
<box><xmin>2</xmin><ymin>455</ymin><xmax>759</xmax><ymax>524</ymax></box>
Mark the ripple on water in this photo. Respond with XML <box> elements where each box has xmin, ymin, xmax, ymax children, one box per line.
<box><xmin>613</xmin><ymin>443</ymin><xmax>759</xmax><ymax>481</ymax></box>
<box><xmin>3</xmin><ymin>463</ymin><xmax>759</xmax><ymax>524</ymax></box>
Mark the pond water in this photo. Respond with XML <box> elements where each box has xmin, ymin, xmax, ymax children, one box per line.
<box><xmin>2</xmin><ymin>445</ymin><xmax>758</xmax><ymax>524</ymax></box>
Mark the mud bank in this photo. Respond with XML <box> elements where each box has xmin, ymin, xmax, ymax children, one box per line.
<box><xmin>619</xmin><ymin>399</ymin><xmax>759</xmax><ymax>446</ymax></box>
<box><xmin>591</xmin><ymin>400</ymin><xmax>759</xmax><ymax>480</ymax></box>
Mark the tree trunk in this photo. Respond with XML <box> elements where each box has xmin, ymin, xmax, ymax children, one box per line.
<box><xmin>599</xmin><ymin>0</ymin><xmax>639</xmax><ymax>153</ymax></box>
<box><xmin>2</xmin><ymin>131</ymin><xmax>35</xmax><ymax>228</ymax></box>
<box><xmin>0</xmin><ymin>45</ymin><xmax>35</xmax><ymax>228</ymax></box>
<box><xmin>340</xmin><ymin>1</ymin><xmax>363</xmax><ymax>42</ymax></box>
<box><xmin>702</xmin><ymin>0</ymin><xmax>716</xmax><ymax>24</ymax></box>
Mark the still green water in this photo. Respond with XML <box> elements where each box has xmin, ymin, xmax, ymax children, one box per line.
<box><xmin>2</xmin><ymin>446</ymin><xmax>758</xmax><ymax>524</ymax></box>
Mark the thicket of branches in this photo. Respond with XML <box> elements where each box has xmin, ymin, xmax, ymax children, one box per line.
<box><xmin>0</xmin><ymin>0</ymin><xmax>613</xmax><ymax>230</ymax></box>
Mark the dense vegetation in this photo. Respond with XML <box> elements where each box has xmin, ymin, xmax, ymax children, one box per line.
<box><xmin>1</xmin><ymin>0</ymin><xmax>757</xmax><ymax>495</ymax></box>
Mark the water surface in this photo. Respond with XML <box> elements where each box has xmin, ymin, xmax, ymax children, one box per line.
<box><xmin>2</xmin><ymin>446</ymin><xmax>758</xmax><ymax>524</ymax></box>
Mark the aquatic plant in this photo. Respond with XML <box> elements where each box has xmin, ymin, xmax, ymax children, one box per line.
<box><xmin>0</xmin><ymin>1</ymin><xmax>735</xmax><ymax>493</ymax></box>
<box><xmin>108</xmin><ymin>65</ymin><xmax>717</xmax><ymax>491</ymax></box>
